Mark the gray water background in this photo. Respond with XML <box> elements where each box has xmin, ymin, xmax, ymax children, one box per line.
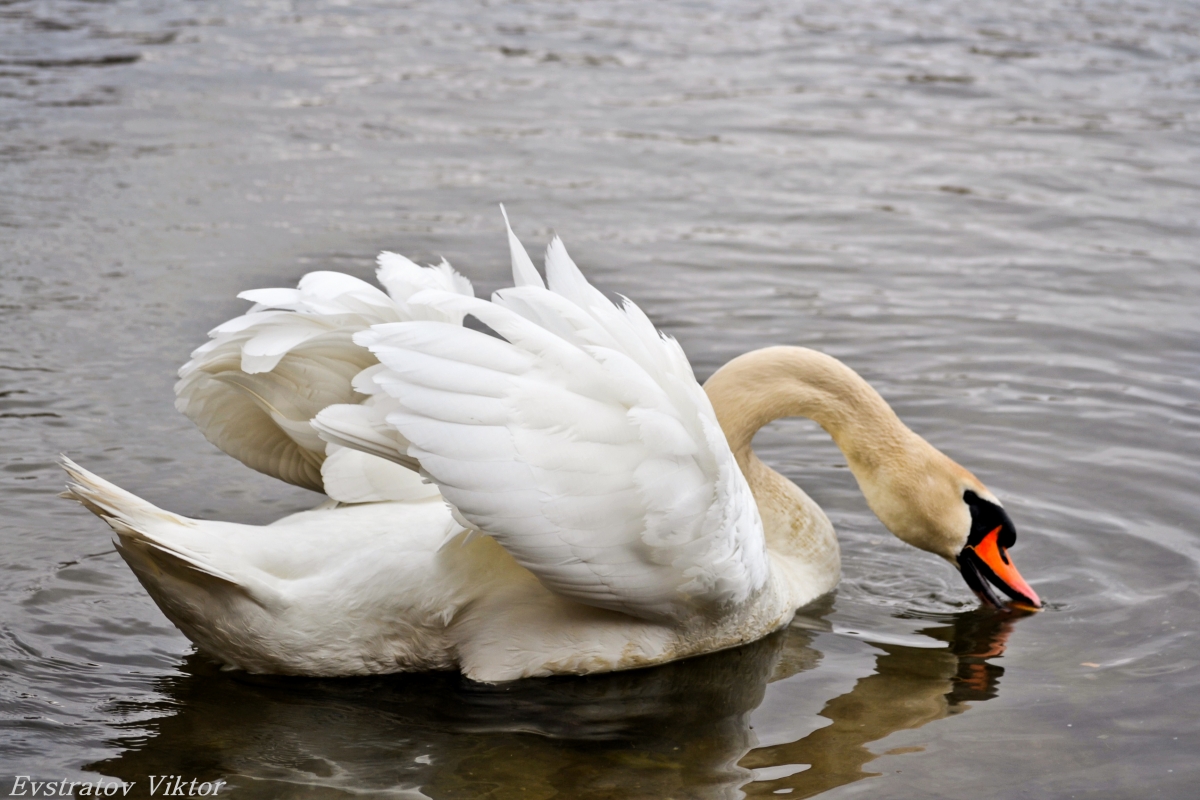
<box><xmin>2</xmin><ymin>0</ymin><xmax>1199</xmax><ymax>797</ymax></box>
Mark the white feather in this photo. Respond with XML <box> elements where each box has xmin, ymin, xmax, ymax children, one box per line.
<box><xmin>321</xmin><ymin>445</ymin><xmax>440</xmax><ymax>503</ymax></box>
<box><xmin>333</xmin><ymin>231</ymin><xmax>769</xmax><ymax>622</ymax></box>
<box><xmin>176</xmin><ymin>258</ymin><xmax>474</xmax><ymax>492</ymax></box>
<box><xmin>500</xmin><ymin>204</ymin><xmax>545</xmax><ymax>289</ymax></box>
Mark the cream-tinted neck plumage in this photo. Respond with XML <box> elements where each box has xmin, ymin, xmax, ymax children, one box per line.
<box><xmin>704</xmin><ymin>346</ymin><xmax>986</xmax><ymax>563</ymax></box>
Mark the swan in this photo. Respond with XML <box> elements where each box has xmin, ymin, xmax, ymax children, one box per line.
<box><xmin>61</xmin><ymin>214</ymin><xmax>1040</xmax><ymax>682</ymax></box>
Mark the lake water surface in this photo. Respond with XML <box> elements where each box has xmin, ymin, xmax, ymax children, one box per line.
<box><xmin>2</xmin><ymin>1</ymin><xmax>1199</xmax><ymax>797</ymax></box>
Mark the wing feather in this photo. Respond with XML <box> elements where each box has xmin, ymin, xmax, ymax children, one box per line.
<box><xmin>323</xmin><ymin>230</ymin><xmax>767</xmax><ymax>621</ymax></box>
<box><xmin>177</xmin><ymin>258</ymin><xmax>473</xmax><ymax>492</ymax></box>
<box><xmin>500</xmin><ymin>205</ymin><xmax>545</xmax><ymax>289</ymax></box>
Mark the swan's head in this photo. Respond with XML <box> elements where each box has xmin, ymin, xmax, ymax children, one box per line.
<box><xmin>860</xmin><ymin>457</ymin><xmax>1041</xmax><ymax>609</ymax></box>
<box><xmin>955</xmin><ymin>487</ymin><xmax>1041</xmax><ymax>609</ymax></box>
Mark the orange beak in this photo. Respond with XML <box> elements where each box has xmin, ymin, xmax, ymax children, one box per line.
<box><xmin>960</xmin><ymin>526</ymin><xmax>1041</xmax><ymax>609</ymax></box>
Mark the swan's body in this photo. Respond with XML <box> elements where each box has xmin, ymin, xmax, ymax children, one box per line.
<box><xmin>63</xmin><ymin>472</ymin><xmax>818</xmax><ymax>680</ymax></box>
<box><xmin>64</xmin><ymin>215</ymin><xmax>1039</xmax><ymax>681</ymax></box>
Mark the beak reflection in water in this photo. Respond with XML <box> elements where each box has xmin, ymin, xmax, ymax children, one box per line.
<box><xmin>88</xmin><ymin>600</ymin><xmax>1034</xmax><ymax>799</ymax></box>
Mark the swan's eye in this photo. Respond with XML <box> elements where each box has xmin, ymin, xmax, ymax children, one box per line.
<box><xmin>962</xmin><ymin>490</ymin><xmax>1016</xmax><ymax>549</ymax></box>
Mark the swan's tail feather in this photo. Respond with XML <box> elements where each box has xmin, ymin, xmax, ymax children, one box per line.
<box><xmin>59</xmin><ymin>456</ymin><xmax>241</xmax><ymax>588</ymax></box>
<box><xmin>60</xmin><ymin>456</ymin><xmax>190</xmax><ymax>528</ymax></box>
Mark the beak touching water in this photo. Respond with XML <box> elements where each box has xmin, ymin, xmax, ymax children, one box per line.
<box><xmin>959</xmin><ymin>525</ymin><xmax>1041</xmax><ymax>610</ymax></box>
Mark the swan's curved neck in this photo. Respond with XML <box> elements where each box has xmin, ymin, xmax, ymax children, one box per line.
<box><xmin>704</xmin><ymin>346</ymin><xmax>915</xmax><ymax>478</ymax></box>
<box><xmin>704</xmin><ymin>346</ymin><xmax>972</xmax><ymax>559</ymax></box>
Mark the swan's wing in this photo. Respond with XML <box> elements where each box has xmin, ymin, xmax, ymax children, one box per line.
<box><xmin>318</xmin><ymin>233</ymin><xmax>768</xmax><ymax>622</ymax></box>
<box><xmin>175</xmin><ymin>256</ymin><xmax>472</xmax><ymax>494</ymax></box>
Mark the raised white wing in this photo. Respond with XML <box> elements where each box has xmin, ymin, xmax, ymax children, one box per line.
<box><xmin>316</xmin><ymin>225</ymin><xmax>768</xmax><ymax>622</ymax></box>
<box><xmin>175</xmin><ymin>254</ymin><xmax>472</xmax><ymax>497</ymax></box>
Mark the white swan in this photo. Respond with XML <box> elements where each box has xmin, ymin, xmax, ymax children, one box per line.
<box><xmin>62</xmin><ymin>215</ymin><xmax>1040</xmax><ymax>682</ymax></box>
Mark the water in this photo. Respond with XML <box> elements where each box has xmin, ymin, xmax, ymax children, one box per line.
<box><xmin>2</xmin><ymin>0</ymin><xmax>1198</xmax><ymax>796</ymax></box>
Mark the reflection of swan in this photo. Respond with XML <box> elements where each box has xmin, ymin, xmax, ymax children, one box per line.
<box><xmin>87</xmin><ymin>605</ymin><xmax>1031</xmax><ymax>799</ymax></box>
<box><xmin>63</xmin><ymin>215</ymin><xmax>1039</xmax><ymax>680</ymax></box>
<box><xmin>741</xmin><ymin>608</ymin><xmax>1029</xmax><ymax>798</ymax></box>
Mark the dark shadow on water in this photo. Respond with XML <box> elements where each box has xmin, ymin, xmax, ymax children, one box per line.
<box><xmin>88</xmin><ymin>599</ymin><xmax>1033</xmax><ymax>799</ymax></box>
